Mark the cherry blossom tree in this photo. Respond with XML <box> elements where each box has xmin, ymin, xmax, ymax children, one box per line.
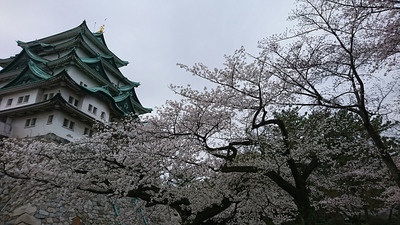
<box><xmin>255</xmin><ymin>0</ymin><xmax>400</xmax><ymax>188</ymax></box>
<box><xmin>0</xmin><ymin>119</ymin><xmax>240</xmax><ymax>225</ymax></box>
<box><xmin>1</xmin><ymin>92</ymin><xmax>397</xmax><ymax>224</ymax></box>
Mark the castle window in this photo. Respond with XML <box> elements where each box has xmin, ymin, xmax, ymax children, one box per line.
<box><xmin>47</xmin><ymin>115</ymin><xmax>54</xmax><ymax>124</ymax></box>
<box><xmin>31</xmin><ymin>118</ymin><xmax>36</xmax><ymax>126</ymax></box>
<box><xmin>63</xmin><ymin>119</ymin><xmax>69</xmax><ymax>127</ymax></box>
<box><xmin>101</xmin><ymin>111</ymin><xmax>106</xmax><ymax>120</ymax></box>
<box><xmin>18</xmin><ymin>95</ymin><xmax>30</xmax><ymax>104</ymax></box>
<box><xmin>49</xmin><ymin>93</ymin><xmax>54</xmax><ymax>98</ymax></box>
<box><xmin>25</xmin><ymin>118</ymin><xmax>36</xmax><ymax>127</ymax></box>
<box><xmin>6</xmin><ymin>99</ymin><xmax>13</xmax><ymax>106</ymax></box>
<box><xmin>68</xmin><ymin>96</ymin><xmax>79</xmax><ymax>107</ymax></box>
<box><xmin>43</xmin><ymin>94</ymin><xmax>48</xmax><ymax>100</ymax></box>
<box><xmin>23</xmin><ymin>95</ymin><xmax>30</xmax><ymax>102</ymax></box>
<box><xmin>62</xmin><ymin>118</ymin><xmax>75</xmax><ymax>130</ymax></box>
<box><xmin>84</xmin><ymin>127</ymin><xmax>94</xmax><ymax>137</ymax></box>
<box><xmin>88</xmin><ymin>104</ymin><xmax>97</xmax><ymax>115</ymax></box>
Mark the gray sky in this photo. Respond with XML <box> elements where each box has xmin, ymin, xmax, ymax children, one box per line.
<box><xmin>0</xmin><ymin>1</ymin><xmax>295</xmax><ymax>111</ymax></box>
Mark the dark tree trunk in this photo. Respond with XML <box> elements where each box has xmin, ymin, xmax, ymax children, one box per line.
<box><xmin>360</xmin><ymin>112</ymin><xmax>400</xmax><ymax>188</ymax></box>
<box><xmin>293</xmin><ymin>188</ymin><xmax>315</xmax><ymax>225</ymax></box>
<box><xmin>266</xmin><ymin>170</ymin><xmax>316</xmax><ymax>225</ymax></box>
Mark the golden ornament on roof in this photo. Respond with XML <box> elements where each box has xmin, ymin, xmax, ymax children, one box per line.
<box><xmin>98</xmin><ymin>25</ymin><xmax>105</xmax><ymax>33</ymax></box>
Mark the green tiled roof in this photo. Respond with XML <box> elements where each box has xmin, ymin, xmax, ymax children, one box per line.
<box><xmin>113</xmin><ymin>90</ymin><xmax>152</xmax><ymax>115</ymax></box>
<box><xmin>113</xmin><ymin>91</ymin><xmax>130</xmax><ymax>102</ymax></box>
<box><xmin>80</xmin><ymin>57</ymin><xmax>101</xmax><ymax>64</ymax></box>
<box><xmin>119</xmin><ymin>82</ymin><xmax>140</xmax><ymax>90</ymax></box>
<box><xmin>25</xmin><ymin>48</ymin><xmax>49</xmax><ymax>64</ymax></box>
<box><xmin>85</xmin><ymin>86</ymin><xmax>113</xmax><ymax>96</ymax></box>
<box><xmin>0</xmin><ymin>61</ymin><xmax>51</xmax><ymax>89</ymax></box>
<box><xmin>28</xmin><ymin>60</ymin><xmax>52</xmax><ymax>79</ymax></box>
<box><xmin>2</xmin><ymin>21</ymin><xmax>151</xmax><ymax>117</ymax></box>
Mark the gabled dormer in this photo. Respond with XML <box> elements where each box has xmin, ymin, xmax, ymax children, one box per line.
<box><xmin>1</xmin><ymin>61</ymin><xmax>52</xmax><ymax>89</ymax></box>
<box><xmin>80</xmin><ymin>57</ymin><xmax>111</xmax><ymax>83</ymax></box>
<box><xmin>114</xmin><ymin>86</ymin><xmax>152</xmax><ymax>115</ymax></box>
<box><xmin>0</xmin><ymin>48</ymin><xmax>48</xmax><ymax>75</ymax></box>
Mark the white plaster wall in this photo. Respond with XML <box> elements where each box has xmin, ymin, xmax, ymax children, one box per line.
<box><xmin>65</xmin><ymin>66</ymin><xmax>102</xmax><ymax>87</ymax></box>
<box><xmin>41</xmin><ymin>86</ymin><xmax>109</xmax><ymax>122</ymax></box>
<box><xmin>105</xmin><ymin>70</ymin><xmax>130</xmax><ymax>88</ymax></box>
<box><xmin>58</xmin><ymin>87</ymin><xmax>82</xmax><ymax>108</ymax></box>
<box><xmin>42</xmin><ymin>88</ymin><xmax>61</xmax><ymax>101</ymax></box>
<box><xmin>10</xmin><ymin>111</ymin><xmax>54</xmax><ymax>138</ymax></box>
<box><xmin>10</xmin><ymin>110</ymin><xmax>92</xmax><ymax>141</ymax></box>
<box><xmin>75</xmin><ymin>48</ymin><xmax>90</xmax><ymax>58</ymax></box>
<box><xmin>82</xmin><ymin>95</ymin><xmax>110</xmax><ymax>121</ymax></box>
<box><xmin>0</xmin><ymin>89</ymin><xmax>40</xmax><ymax>110</ymax></box>
<box><xmin>51</xmin><ymin>111</ymin><xmax>86</xmax><ymax>141</ymax></box>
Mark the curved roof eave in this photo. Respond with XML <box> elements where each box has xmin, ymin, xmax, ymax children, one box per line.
<box><xmin>83</xmin><ymin>86</ymin><xmax>125</xmax><ymax>116</ymax></box>
<box><xmin>92</xmin><ymin>32</ymin><xmax>108</xmax><ymax>47</ymax></box>
<box><xmin>0</xmin><ymin>60</ymin><xmax>52</xmax><ymax>89</ymax></box>
<box><xmin>0</xmin><ymin>56</ymin><xmax>15</xmax><ymax>69</ymax></box>
<box><xmin>0</xmin><ymin>49</ymin><xmax>30</xmax><ymax>74</ymax></box>
<box><xmin>0</xmin><ymin>48</ymin><xmax>49</xmax><ymax>75</ymax></box>
<box><xmin>79</xmin><ymin>22</ymin><xmax>128</xmax><ymax>68</ymax></box>
<box><xmin>25</xmin><ymin>47</ymin><xmax>50</xmax><ymax>64</ymax></box>
<box><xmin>17</xmin><ymin>21</ymin><xmax>128</xmax><ymax>68</ymax></box>
<box><xmin>80</xmin><ymin>59</ymin><xmax>111</xmax><ymax>83</ymax></box>
<box><xmin>81</xmin><ymin>55</ymin><xmax>127</xmax><ymax>81</ymax></box>
<box><xmin>129</xmin><ymin>89</ymin><xmax>152</xmax><ymax>114</ymax></box>
<box><xmin>28</xmin><ymin>35</ymin><xmax>84</xmax><ymax>55</ymax></box>
<box><xmin>45</xmin><ymin>49</ymin><xmax>119</xmax><ymax>94</ymax></box>
<box><xmin>113</xmin><ymin>90</ymin><xmax>152</xmax><ymax>115</ymax></box>
<box><xmin>17</xmin><ymin>21</ymin><xmax>86</xmax><ymax>48</ymax></box>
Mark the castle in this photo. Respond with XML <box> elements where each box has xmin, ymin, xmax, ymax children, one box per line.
<box><xmin>0</xmin><ymin>21</ymin><xmax>151</xmax><ymax>141</ymax></box>
<box><xmin>0</xmin><ymin>22</ymin><xmax>164</xmax><ymax>225</ymax></box>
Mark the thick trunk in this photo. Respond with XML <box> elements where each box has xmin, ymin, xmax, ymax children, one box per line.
<box><xmin>293</xmin><ymin>186</ymin><xmax>316</xmax><ymax>225</ymax></box>
<box><xmin>266</xmin><ymin>170</ymin><xmax>316</xmax><ymax>225</ymax></box>
<box><xmin>362</xmin><ymin>115</ymin><xmax>400</xmax><ymax>188</ymax></box>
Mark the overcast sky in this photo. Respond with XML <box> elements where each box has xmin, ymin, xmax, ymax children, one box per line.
<box><xmin>0</xmin><ymin>1</ymin><xmax>295</xmax><ymax>111</ymax></box>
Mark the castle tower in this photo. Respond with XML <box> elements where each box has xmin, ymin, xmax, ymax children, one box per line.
<box><xmin>0</xmin><ymin>21</ymin><xmax>151</xmax><ymax>141</ymax></box>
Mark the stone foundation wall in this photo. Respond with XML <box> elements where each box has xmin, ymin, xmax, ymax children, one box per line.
<box><xmin>0</xmin><ymin>174</ymin><xmax>150</xmax><ymax>225</ymax></box>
